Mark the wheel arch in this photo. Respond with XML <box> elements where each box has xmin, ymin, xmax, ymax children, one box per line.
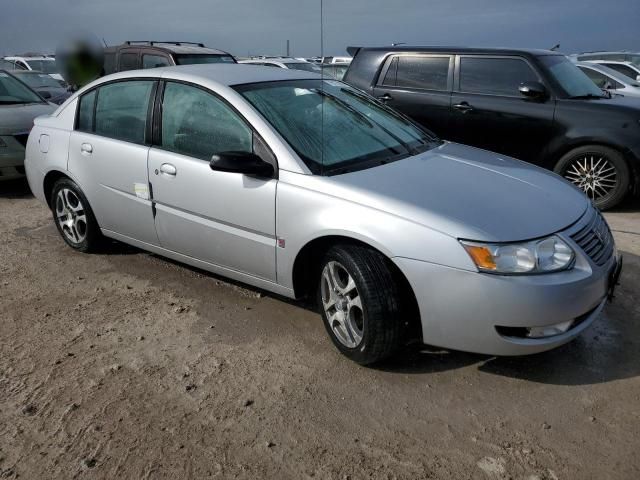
<box><xmin>291</xmin><ymin>234</ymin><xmax>423</xmax><ymax>341</ymax></box>
<box><xmin>43</xmin><ymin>169</ymin><xmax>71</xmax><ymax>208</ymax></box>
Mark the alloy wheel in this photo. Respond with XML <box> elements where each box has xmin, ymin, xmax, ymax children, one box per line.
<box><xmin>320</xmin><ymin>261</ymin><xmax>365</xmax><ymax>348</ymax></box>
<box><xmin>55</xmin><ymin>188</ymin><xmax>88</xmax><ymax>245</ymax></box>
<box><xmin>563</xmin><ymin>154</ymin><xmax>618</xmax><ymax>202</ymax></box>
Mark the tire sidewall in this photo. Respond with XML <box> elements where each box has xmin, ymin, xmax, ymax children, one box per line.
<box><xmin>554</xmin><ymin>146</ymin><xmax>629</xmax><ymax>210</ymax></box>
<box><xmin>50</xmin><ymin>178</ymin><xmax>100</xmax><ymax>252</ymax></box>
<box><xmin>317</xmin><ymin>246</ymin><xmax>399</xmax><ymax>364</ymax></box>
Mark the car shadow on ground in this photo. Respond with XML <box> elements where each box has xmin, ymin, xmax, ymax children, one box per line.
<box><xmin>0</xmin><ymin>178</ymin><xmax>33</xmax><ymax>198</ymax></box>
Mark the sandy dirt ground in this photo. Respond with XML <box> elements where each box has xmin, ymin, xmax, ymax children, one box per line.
<box><xmin>1</xmin><ymin>178</ymin><xmax>639</xmax><ymax>480</ymax></box>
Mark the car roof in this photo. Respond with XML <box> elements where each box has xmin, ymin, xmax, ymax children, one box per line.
<box><xmin>105</xmin><ymin>43</ymin><xmax>230</xmax><ymax>55</ymax></box>
<box><xmin>348</xmin><ymin>45</ymin><xmax>563</xmax><ymax>57</ymax></box>
<box><xmin>4</xmin><ymin>56</ymin><xmax>54</xmax><ymax>61</ymax></box>
<box><xmin>102</xmin><ymin>64</ymin><xmax>322</xmax><ymax>87</ymax></box>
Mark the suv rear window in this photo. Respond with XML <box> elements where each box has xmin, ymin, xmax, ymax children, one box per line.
<box><xmin>459</xmin><ymin>57</ymin><xmax>538</xmax><ymax>96</ymax></box>
<box><xmin>119</xmin><ymin>53</ymin><xmax>139</xmax><ymax>71</ymax></box>
<box><xmin>383</xmin><ymin>56</ymin><xmax>450</xmax><ymax>91</ymax></box>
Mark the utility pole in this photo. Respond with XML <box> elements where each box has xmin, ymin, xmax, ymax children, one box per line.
<box><xmin>286</xmin><ymin>40</ymin><xmax>290</xmax><ymax>57</ymax></box>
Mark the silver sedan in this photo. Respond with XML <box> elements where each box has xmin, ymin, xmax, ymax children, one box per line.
<box><xmin>25</xmin><ymin>65</ymin><xmax>621</xmax><ymax>364</ymax></box>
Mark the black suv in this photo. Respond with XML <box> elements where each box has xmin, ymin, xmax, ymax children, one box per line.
<box><xmin>344</xmin><ymin>46</ymin><xmax>640</xmax><ymax>210</ymax></box>
<box><xmin>103</xmin><ymin>41</ymin><xmax>236</xmax><ymax>75</ymax></box>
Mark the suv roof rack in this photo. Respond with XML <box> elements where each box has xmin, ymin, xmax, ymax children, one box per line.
<box><xmin>124</xmin><ymin>41</ymin><xmax>206</xmax><ymax>48</ymax></box>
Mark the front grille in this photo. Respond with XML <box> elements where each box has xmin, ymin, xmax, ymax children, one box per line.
<box><xmin>570</xmin><ymin>209</ymin><xmax>614</xmax><ymax>266</ymax></box>
<box><xmin>14</xmin><ymin>133</ymin><xmax>29</xmax><ymax>148</ymax></box>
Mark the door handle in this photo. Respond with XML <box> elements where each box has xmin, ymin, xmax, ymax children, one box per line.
<box><xmin>80</xmin><ymin>143</ymin><xmax>93</xmax><ymax>154</ymax></box>
<box><xmin>159</xmin><ymin>163</ymin><xmax>177</xmax><ymax>176</ymax></box>
<box><xmin>377</xmin><ymin>93</ymin><xmax>393</xmax><ymax>102</ymax></box>
<box><xmin>453</xmin><ymin>102</ymin><xmax>474</xmax><ymax>113</ymax></box>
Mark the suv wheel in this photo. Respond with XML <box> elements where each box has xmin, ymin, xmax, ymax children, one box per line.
<box><xmin>51</xmin><ymin>178</ymin><xmax>102</xmax><ymax>252</ymax></box>
<box><xmin>317</xmin><ymin>244</ymin><xmax>404</xmax><ymax>365</ymax></box>
<box><xmin>555</xmin><ymin>145</ymin><xmax>630</xmax><ymax>210</ymax></box>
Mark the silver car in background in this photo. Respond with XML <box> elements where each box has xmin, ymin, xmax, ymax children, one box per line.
<box><xmin>0</xmin><ymin>70</ymin><xmax>56</xmax><ymax>181</ymax></box>
<box><xmin>575</xmin><ymin>61</ymin><xmax>640</xmax><ymax>98</ymax></box>
<box><xmin>25</xmin><ymin>65</ymin><xmax>621</xmax><ymax>364</ymax></box>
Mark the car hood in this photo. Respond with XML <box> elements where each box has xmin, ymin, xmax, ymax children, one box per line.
<box><xmin>0</xmin><ymin>103</ymin><xmax>55</xmax><ymax>135</ymax></box>
<box><xmin>323</xmin><ymin>142</ymin><xmax>589</xmax><ymax>242</ymax></box>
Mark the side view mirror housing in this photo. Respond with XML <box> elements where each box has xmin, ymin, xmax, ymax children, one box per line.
<box><xmin>519</xmin><ymin>81</ymin><xmax>547</xmax><ymax>99</ymax></box>
<box><xmin>636</xmin><ymin>74</ymin><xmax>640</xmax><ymax>82</ymax></box>
<box><xmin>210</xmin><ymin>151</ymin><xmax>274</xmax><ymax>177</ymax></box>
<box><xmin>40</xmin><ymin>90</ymin><xmax>52</xmax><ymax>99</ymax></box>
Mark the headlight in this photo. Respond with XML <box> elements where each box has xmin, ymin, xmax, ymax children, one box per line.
<box><xmin>461</xmin><ymin>235</ymin><xmax>574</xmax><ymax>274</ymax></box>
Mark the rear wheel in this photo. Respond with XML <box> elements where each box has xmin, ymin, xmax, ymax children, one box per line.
<box><xmin>317</xmin><ymin>244</ymin><xmax>404</xmax><ymax>365</ymax></box>
<box><xmin>554</xmin><ymin>145</ymin><xmax>630</xmax><ymax>210</ymax></box>
<box><xmin>50</xmin><ymin>178</ymin><xmax>102</xmax><ymax>252</ymax></box>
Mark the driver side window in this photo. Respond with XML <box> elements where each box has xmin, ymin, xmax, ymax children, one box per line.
<box><xmin>161</xmin><ymin>82</ymin><xmax>253</xmax><ymax>160</ymax></box>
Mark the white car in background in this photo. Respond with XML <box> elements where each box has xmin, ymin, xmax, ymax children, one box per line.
<box><xmin>575</xmin><ymin>61</ymin><xmax>640</xmax><ymax>99</ymax></box>
<box><xmin>2</xmin><ymin>56</ymin><xmax>64</xmax><ymax>82</ymax></box>
<box><xmin>239</xmin><ymin>57</ymin><xmax>322</xmax><ymax>73</ymax></box>
<box><xmin>585</xmin><ymin>60</ymin><xmax>640</xmax><ymax>82</ymax></box>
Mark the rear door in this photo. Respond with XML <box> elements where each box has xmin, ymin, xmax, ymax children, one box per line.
<box><xmin>449</xmin><ymin>55</ymin><xmax>555</xmax><ymax>163</ymax></box>
<box><xmin>373</xmin><ymin>54</ymin><xmax>453</xmax><ymax>137</ymax></box>
<box><xmin>68</xmin><ymin>79</ymin><xmax>159</xmax><ymax>245</ymax></box>
<box><xmin>148</xmin><ymin>81</ymin><xmax>277</xmax><ymax>281</ymax></box>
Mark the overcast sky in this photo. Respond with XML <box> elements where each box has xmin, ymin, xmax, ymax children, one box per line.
<box><xmin>1</xmin><ymin>0</ymin><xmax>638</xmax><ymax>58</ymax></box>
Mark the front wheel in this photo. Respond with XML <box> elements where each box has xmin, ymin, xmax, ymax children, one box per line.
<box><xmin>317</xmin><ymin>244</ymin><xmax>404</xmax><ymax>365</ymax></box>
<box><xmin>554</xmin><ymin>145</ymin><xmax>630</xmax><ymax>211</ymax></box>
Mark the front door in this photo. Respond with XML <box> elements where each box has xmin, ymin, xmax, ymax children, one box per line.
<box><xmin>68</xmin><ymin>79</ymin><xmax>159</xmax><ymax>245</ymax></box>
<box><xmin>449</xmin><ymin>55</ymin><xmax>556</xmax><ymax>164</ymax></box>
<box><xmin>148</xmin><ymin>81</ymin><xmax>277</xmax><ymax>281</ymax></box>
<box><xmin>373</xmin><ymin>54</ymin><xmax>453</xmax><ymax>138</ymax></box>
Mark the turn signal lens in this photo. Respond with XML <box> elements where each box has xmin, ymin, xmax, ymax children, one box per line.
<box><xmin>463</xmin><ymin>245</ymin><xmax>497</xmax><ymax>271</ymax></box>
<box><xmin>461</xmin><ymin>235</ymin><xmax>574</xmax><ymax>275</ymax></box>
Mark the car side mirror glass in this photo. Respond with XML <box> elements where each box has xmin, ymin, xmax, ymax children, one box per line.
<box><xmin>210</xmin><ymin>151</ymin><xmax>274</xmax><ymax>178</ymax></box>
<box><xmin>518</xmin><ymin>81</ymin><xmax>547</xmax><ymax>99</ymax></box>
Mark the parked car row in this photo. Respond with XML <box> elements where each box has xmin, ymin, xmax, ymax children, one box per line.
<box><xmin>2</xmin><ymin>42</ymin><xmax>633</xmax><ymax>364</ymax></box>
<box><xmin>344</xmin><ymin>46</ymin><xmax>640</xmax><ymax>210</ymax></box>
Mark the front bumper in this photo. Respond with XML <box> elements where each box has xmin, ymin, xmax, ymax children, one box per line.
<box><xmin>394</xmin><ymin>211</ymin><xmax>619</xmax><ymax>356</ymax></box>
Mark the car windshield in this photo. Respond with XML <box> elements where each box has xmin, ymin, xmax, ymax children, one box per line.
<box><xmin>236</xmin><ymin>79</ymin><xmax>439</xmax><ymax>175</ymax></box>
<box><xmin>174</xmin><ymin>54</ymin><xmax>236</xmax><ymax>65</ymax></box>
<box><xmin>25</xmin><ymin>60</ymin><xmax>58</xmax><ymax>74</ymax></box>
<box><xmin>285</xmin><ymin>63</ymin><xmax>322</xmax><ymax>73</ymax></box>
<box><xmin>15</xmin><ymin>72</ymin><xmax>61</xmax><ymax>88</ymax></box>
<box><xmin>539</xmin><ymin>55</ymin><xmax>606</xmax><ymax>98</ymax></box>
<box><xmin>0</xmin><ymin>72</ymin><xmax>44</xmax><ymax>104</ymax></box>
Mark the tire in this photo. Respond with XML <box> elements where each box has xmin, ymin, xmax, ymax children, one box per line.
<box><xmin>50</xmin><ymin>178</ymin><xmax>102</xmax><ymax>253</ymax></box>
<box><xmin>554</xmin><ymin>145</ymin><xmax>630</xmax><ymax>211</ymax></box>
<box><xmin>317</xmin><ymin>244</ymin><xmax>404</xmax><ymax>365</ymax></box>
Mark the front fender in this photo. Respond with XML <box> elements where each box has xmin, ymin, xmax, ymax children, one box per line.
<box><xmin>275</xmin><ymin>177</ymin><xmax>476</xmax><ymax>290</ymax></box>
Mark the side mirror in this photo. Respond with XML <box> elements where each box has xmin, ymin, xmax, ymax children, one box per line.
<box><xmin>40</xmin><ymin>90</ymin><xmax>52</xmax><ymax>99</ymax></box>
<box><xmin>210</xmin><ymin>151</ymin><xmax>274</xmax><ymax>177</ymax></box>
<box><xmin>519</xmin><ymin>81</ymin><xmax>547</xmax><ymax>99</ymax></box>
<box><xmin>636</xmin><ymin>75</ymin><xmax>640</xmax><ymax>82</ymax></box>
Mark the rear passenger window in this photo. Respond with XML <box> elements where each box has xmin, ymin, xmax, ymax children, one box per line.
<box><xmin>77</xmin><ymin>90</ymin><xmax>96</xmax><ymax>132</ymax></box>
<box><xmin>382</xmin><ymin>57</ymin><xmax>398</xmax><ymax>86</ymax></box>
<box><xmin>459</xmin><ymin>57</ymin><xmax>538</xmax><ymax>96</ymax></box>
<box><xmin>142</xmin><ymin>54</ymin><xmax>170</xmax><ymax>69</ymax></box>
<box><xmin>604</xmin><ymin>63</ymin><xmax>637</xmax><ymax>79</ymax></box>
<box><xmin>394</xmin><ymin>56</ymin><xmax>450</xmax><ymax>90</ymax></box>
<box><xmin>119</xmin><ymin>53</ymin><xmax>139</xmax><ymax>71</ymax></box>
<box><xmin>94</xmin><ymin>81</ymin><xmax>154</xmax><ymax>144</ymax></box>
<box><xmin>160</xmin><ymin>82</ymin><xmax>252</xmax><ymax>160</ymax></box>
